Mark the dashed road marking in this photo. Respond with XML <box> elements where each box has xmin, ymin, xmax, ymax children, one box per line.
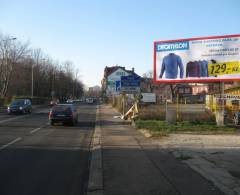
<box><xmin>0</xmin><ymin>115</ymin><xmax>26</xmax><ymax>124</ymax></box>
<box><xmin>30</xmin><ymin>123</ymin><xmax>49</xmax><ymax>134</ymax></box>
<box><xmin>0</xmin><ymin>137</ymin><xmax>22</xmax><ymax>150</ymax></box>
<box><xmin>30</xmin><ymin>127</ymin><xmax>42</xmax><ymax>134</ymax></box>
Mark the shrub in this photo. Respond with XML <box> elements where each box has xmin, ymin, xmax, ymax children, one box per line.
<box><xmin>134</xmin><ymin>119</ymin><xmax>236</xmax><ymax>135</ymax></box>
<box><xmin>0</xmin><ymin>98</ymin><xmax>4</xmax><ymax>106</ymax></box>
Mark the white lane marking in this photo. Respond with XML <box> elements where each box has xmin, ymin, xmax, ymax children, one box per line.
<box><xmin>30</xmin><ymin>123</ymin><xmax>49</xmax><ymax>134</ymax></box>
<box><xmin>30</xmin><ymin>127</ymin><xmax>42</xmax><ymax>134</ymax></box>
<box><xmin>35</xmin><ymin>108</ymin><xmax>51</xmax><ymax>114</ymax></box>
<box><xmin>0</xmin><ymin>115</ymin><xmax>26</xmax><ymax>124</ymax></box>
<box><xmin>0</xmin><ymin>137</ymin><xmax>22</xmax><ymax>150</ymax></box>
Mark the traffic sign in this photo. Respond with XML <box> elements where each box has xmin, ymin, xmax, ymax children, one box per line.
<box><xmin>121</xmin><ymin>75</ymin><xmax>141</xmax><ymax>87</ymax></box>
<box><xmin>120</xmin><ymin>75</ymin><xmax>141</xmax><ymax>94</ymax></box>
<box><xmin>115</xmin><ymin>81</ymin><xmax>121</xmax><ymax>92</ymax></box>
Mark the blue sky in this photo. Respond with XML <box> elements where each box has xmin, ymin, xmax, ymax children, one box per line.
<box><xmin>0</xmin><ymin>0</ymin><xmax>239</xmax><ymax>87</ymax></box>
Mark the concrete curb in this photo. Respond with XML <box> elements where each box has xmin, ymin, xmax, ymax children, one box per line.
<box><xmin>131</xmin><ymin>120</ymin><xmax>153</xmax><ymax>138</ymax></box>
<box><xmin>87</xmin><ymin>105</ymin><xmax>103</xmax><ymax>195</ymax></box>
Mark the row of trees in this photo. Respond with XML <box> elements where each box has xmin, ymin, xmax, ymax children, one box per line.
<box><xmin>0</xmin><ymin>32</ymin><xmax>84</xmax><ymax>100</ymax></box>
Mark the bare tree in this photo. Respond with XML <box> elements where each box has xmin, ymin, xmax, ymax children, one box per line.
<box><xmin>0</xmin><ymin>31</ymin><xmax>85</xmax><ymax>100</ymax></box>
<box><xmin>0</xmin><ymin>33</ymin><xmax>29</xmax><ymax>97</ymax></box>
<box><xmin>142</xmin><ymin>70</ymin><xmax>153</xmax><ymax>78</ymax></box>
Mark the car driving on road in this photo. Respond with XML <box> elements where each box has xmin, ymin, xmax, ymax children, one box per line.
<box><xmin>7</xmin><ymin>99</ymin><xmax>32</xmax><ymax>114</ymax></box>
<box><xmin>49</xmin><ymin>104</ymin><xmax>78</xmax><ymax>126</ymax></box>
<box><xmin>86</xmin><ymin>98</ymin><xmax>94</xmax><ymax>104</ymax></box>
<box><xmin>49</xmin><ymin>99</ymin><xmax>59</xmax><ymax>107</ymax></box>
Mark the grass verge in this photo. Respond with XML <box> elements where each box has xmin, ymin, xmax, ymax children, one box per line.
<box><xmin>134</xmin><ymin>120</ymin><xmax>236</xmax><ymax>137</ymax></box>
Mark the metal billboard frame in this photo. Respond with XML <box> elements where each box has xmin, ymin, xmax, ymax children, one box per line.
<box><xmin>153</xmin><ymin>34</ymin><xmax>240</xmax><ymax>83</ymax></box>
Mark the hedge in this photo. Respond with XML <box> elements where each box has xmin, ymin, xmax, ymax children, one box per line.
<box><xmin>0</xmin><ymin>96</ymin><xmax>50</xmax><ymax>106</ymax></box>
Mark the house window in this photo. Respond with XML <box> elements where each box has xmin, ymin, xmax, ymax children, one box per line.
<box><xmin>116</xmin><ymin>72</ymin><xmax>126</xmax><ymax>76</ymax></box>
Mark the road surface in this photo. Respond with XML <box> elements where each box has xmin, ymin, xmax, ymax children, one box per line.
<box><xmin>0</xmin><ymin>104</ymin><xmax>96</xmax><ymax>195</ymax></box>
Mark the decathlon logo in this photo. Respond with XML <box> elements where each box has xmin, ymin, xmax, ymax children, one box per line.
<box><xmin>156</xmin><ymin>41</ymin><xmax>189</xmax><ymax>52</ymax></box>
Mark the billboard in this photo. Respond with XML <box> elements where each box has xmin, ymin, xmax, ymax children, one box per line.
<box><xmin>154</xmin><ymin>34</ymin><xmax>240</xmax><ymax>83</ymax></box>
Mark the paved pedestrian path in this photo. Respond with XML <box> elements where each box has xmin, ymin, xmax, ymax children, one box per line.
<box><xmin>99</xmin><ymin>105</ymin><xmax>224</xmax><ymax>195</ymax></box>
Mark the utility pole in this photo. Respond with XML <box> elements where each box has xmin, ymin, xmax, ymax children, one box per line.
<box><xmin>31</xmin><ymin>58</ymin><xmax>35</xmax><ymax>98</ymax></box>
<box><xmin>51</xmin><ymin>67</ymin><xmax>55</xmax><ymax>100</ymax></box>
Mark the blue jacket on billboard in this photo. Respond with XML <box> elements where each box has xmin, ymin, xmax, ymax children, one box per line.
<box><xmin>199</xmin><ymin>60</ymin><xmax>208</xmax><ymax>77</ymax></box>
<box><xmin>159</xmin><ymin>53</ymin><xmax>184</xmax><ymax>79</ymax></box>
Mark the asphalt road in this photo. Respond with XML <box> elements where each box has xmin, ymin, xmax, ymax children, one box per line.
<box><xmin>0</xmin><ymin>103</ymin><xmax>96</xmax><ymax>195</ymax></box>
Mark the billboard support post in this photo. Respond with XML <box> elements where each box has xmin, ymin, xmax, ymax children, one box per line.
<box><xmin>176</xmin><ymin>94</ymin><xmax>179</xmax><ymax>120</ymax></box>
<box><xmin>121</xmin><ymin>93</ymin><xmax>126</xmax><ymax>118</ymax></box>
<box><xmin>221</xmin><ymin>82</ymin><xmax>225</xmax><ymax>125</ymax></box>
<box><xmin>165</xmin><ymin>99</ymin><xmax>177</xmax><ymax>125</ymax></box>
<box><xmin>216</xmin><ymin>82</ymin><xmax>225</xmax><ymax>126</ymax></box>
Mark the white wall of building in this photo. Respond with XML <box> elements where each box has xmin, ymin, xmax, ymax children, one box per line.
<box><xmin>106</xmin><ymin>68</ymin><xmax>130</xmax><ymax>95</ymax></box>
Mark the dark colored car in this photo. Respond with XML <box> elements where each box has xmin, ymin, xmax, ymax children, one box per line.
<box><xmin>49</xmin><ymin>104</ymin><xmax>78</xmax><ymax>126</ymax></box>
<box><xmin>49</xmin><ymin>100</ymin><xmax>58</xmax><ymax>107</ymax></box>
<box><xmin>86</xmin><ymin>98</ymin><xmax>94</xmax><ymax>104</ymax></box>
<box><xmin>7</xmin><ymin>99</ymin><xmax>32</xmax><ymax>114</ymax></box>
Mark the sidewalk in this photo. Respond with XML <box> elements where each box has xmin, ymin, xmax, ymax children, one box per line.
<box><xmin>158</xmin><ymin>134</ymin><xmax>240</xmax><ymax>195</ymax></box>
<box><xmin>92</xmin><ymin>104</ymin><xmax>224</xmax><ymax>195</ymax></box>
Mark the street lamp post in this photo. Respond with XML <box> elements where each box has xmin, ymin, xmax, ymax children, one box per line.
<box><xmin>51</xmin><ymin>68</ymin><xmax>55</xmax><ymax>100</ymax></box>
<box><xmin>31</xmin><ymin>59</ymin><xmax>35</xmax><ymax>98</ymax></box>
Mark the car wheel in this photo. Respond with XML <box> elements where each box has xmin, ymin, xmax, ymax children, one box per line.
<box><xmin>50</xmin><ymin>120</ymin><xmax>54</xmax><ymax>126</ymax></box>
<box><xmin>69</xmin><ymin>120</ymin><xmax>75</xmax><ymax>126</ymax></box>
<box><xmin>75</xmin><ymin>117</ymin><xmax>78</xmax><ymax>124</ymax></box>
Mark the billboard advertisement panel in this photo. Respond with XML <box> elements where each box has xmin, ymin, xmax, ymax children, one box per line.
<box><xmin>154</xmin><ymin>34</ymin><xmax>240</xmax><ymax>83</ymax></box>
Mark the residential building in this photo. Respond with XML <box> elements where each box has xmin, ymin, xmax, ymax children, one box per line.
<box><xmin>101</xmin><ymin>66</ymin><xmax>139</xmax><ymax>96</ymax></box>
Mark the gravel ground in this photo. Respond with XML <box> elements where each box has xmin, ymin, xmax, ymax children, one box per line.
<box><xmin>151</xmin><ymin>133</ymin><xmax>240</xmax><ymax>195</ymax></box>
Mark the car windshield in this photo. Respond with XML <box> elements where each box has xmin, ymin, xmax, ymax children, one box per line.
<box><xmin>11</xmin><ymin>100</ymin><xmax>25</xmax><ymax>106</ymax></box>
<box><xmin>52</xmin><ymin>105</ymin><xmax>72</xmax><ymax>112</ymax></box>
